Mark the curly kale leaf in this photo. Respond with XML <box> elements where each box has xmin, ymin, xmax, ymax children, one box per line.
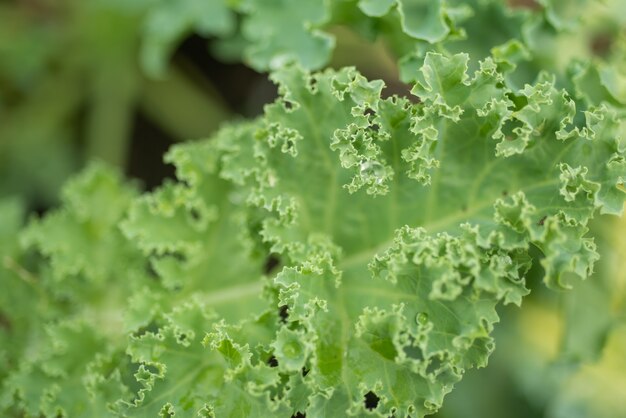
<box><xmin>119</xmin><ymin>55</ymin><xmax>623</xmax><ymax>416</ymax></box>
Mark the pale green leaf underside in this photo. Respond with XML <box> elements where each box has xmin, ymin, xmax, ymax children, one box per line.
<box><xmin>236</xmin><ymin>0</ymin><xmax>334</xmax><ymax>71</ymax></box>
<box><xmin>141</xmin><ymin>0</ymin><xmax>234</xmax><ymax>77</ymax></box>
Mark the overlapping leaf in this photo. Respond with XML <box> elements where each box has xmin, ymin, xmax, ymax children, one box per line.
<box><xmin>0</xmin><ymin>165</ymin><xmax>147</xmax><ymax>417</ymax></box>
<box><xmin>140</xmin><ymin>0</ymin><xmax>235</xmax><ymax>76</ymax></box>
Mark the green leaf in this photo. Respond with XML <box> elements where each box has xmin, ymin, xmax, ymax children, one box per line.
<box><xmin>187</xmin><ymin>57</ymin><xmax>624</xmax><ymax>415</ymax></box>
<box><xmin>396</xmin><ymin>0</ymin><xmax>450</xmax><ymax>43</ymax></box>
<box><xmin>122</xmin><ymin>301</ymin><xmax>225</xmax><ymax>416</ymax></box>
<box><xmin>571</xmin><ymin>60</ymin><xmax>626</xmax><ymax>107</ymax></box>
<box><xmin>357</xmin><ymin>0</ymin><xmax>475</xmax><ymax>49</ymax></box>
<box><xmin>21</xmin><ymin>162</ymin><xmax>141</xmax><ymax>288</ymax></box>
<box><xmin>120</xmin><ymin>139</ymin><xmax>266</xmax><ymax>321</ymax></box>
<box><xmin>0</xmin><ymin>198</ymin><xmax>28</xmax><ymax>382</ymax></box>
<box><xmin>2</xmin><ymin>1</ymin><xmax>626</xmax><ymax>416</ymax></box>
<box><xmin>358</xmin><ymin>0</ymin><xmax>395</xmax><ymax>17</ymax></box>
<box><xmin>2</xmin><ymin>320</ymin><xmax>130</xmax><ymax>418</ymax></box>
<box><xmin>1</xmin><ymin>164</ymin><xmax>147</xmax><ymax>417</ymax></box>
<box><xmin>487</xmin><ymin>214</ymin><xmax>626</xmax><ymax>418</ymax></box>
<box><xmin>141</xmin><ymin>0</ymin><xmax>235</xmax><ymax>77</ymax></box>
<box><xmin>236</xmin><ymin>0</ymin><xmax>334</xmax><ymax>70</ymax></box>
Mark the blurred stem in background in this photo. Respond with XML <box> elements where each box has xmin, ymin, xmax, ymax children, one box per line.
<box><xmin>83</xmin><ymin>11</ymin><xmax>139</xmax><ymax>169</ymax></box>
<box><xmin>1</xmin><ymin>0</ymin><xmax>407</xmax><ymax>209</ymax></box>
<box><xmin>86</xmin><ymin>61</ymin><xmax>231</xmax><ymax>168</ymax></box>
<box><xmin>329</xmin><ymin>26</ymin><xmax>399</xmax><ymax>88</ymax></box>
<box><xmin>139</xmin><ymin>63</ymin><xmax>230</xmax><ymax>143</ymax></box>
<box><xmin>0</xmin><ymin>0</ymin><xmax>235</xmax><ymax>208</ymax></box>
<box><xmin>80</xmin><ymin>2</ymin><xmax>232</xmax><ymax>167</ymax></box>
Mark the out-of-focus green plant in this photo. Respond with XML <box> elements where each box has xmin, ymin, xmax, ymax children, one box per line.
<box><xmin>0</xmin><ymin>0</ymin><xmax>230</xmax><ymax>206</ymax></box>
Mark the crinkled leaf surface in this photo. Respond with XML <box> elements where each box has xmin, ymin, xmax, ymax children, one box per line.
<box><xmin>118</xmin><ymin>56</ymin><xmax>623</xmax><ymax>416</ymax></box>
<box><xmin>0</xmin><ymin>160</ymin><xmax>275</xmax><ymax>417</ymax></box>
<box><xmin>120</xmin><ymin>139</ymin><xmax>267</xmax><ymax>320</ymax></box>
<box><xmin>2</xmin><ymin>55</ymin><xmax>624</xmax><ymax>417</ymax></box>
<box><xmin>2</xmin><ymin>320</ymin><xmax>130</xmax><ymax>418</ymax></box>
<box><xmin>0</xmin><ymin>198</ymin><xmax>28</xmax><ymax>382</ymax></box>
<box><xmin>20</xmin><ymin>163</ymin><xmax>141</xmax><ymax>290</ymax></box>
<box><xmin>1</xmin><ymin>165</ymin><xmax>147</xmax><ymax>417</ymax></box>
<box><xmin>1</xmin><ymin>1</ymin><xmax>626</xmax><ymax>417</ymax></box>
<box><xmin>482</xmin><ymin>212</ymin><xmax>626</xmax><ymax>418</ymax></box>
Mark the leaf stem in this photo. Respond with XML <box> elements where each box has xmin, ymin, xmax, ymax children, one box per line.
<box><xmin>139</xmin><ymin>63</ymin><xmax>231</xmax><ymax>142</ymax></box>
<box><xmin>85</xmin><ymin>63</ymin><xmax>139</xmax><ymax>168</ymax></box>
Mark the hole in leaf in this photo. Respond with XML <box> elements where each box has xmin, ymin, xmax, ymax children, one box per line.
<box><xmin>143</xmin><ymin>364</ymin><xmax>160</xmax><ymax>375</ymax></box>
<box><xmin>505</xmin><ymin>92</ymin><xmax>528</xmax><ymax>111</ymax></box>
<box><xmin>426</xmin><ymin>355</ymin><xmax>443</xmax><ymax>375</ymax></box>
<box><xmin>440</xmin><ymin>283</ymin><xmax>448</xmax><ymax>294</ymax></box>
<box><xmin>590</xmin><ymin>33</ymin><xmax>613</xmax><ymax>57</ymax></box>
<box><xmin>368</xmin><ymin>123</ymin><xmax>380</xmax><ymax>133</ymax></box>
<box><xmin>364</xmin><ymin>391</ymin><xmax>380</xmax><ymax>410</ymax></box>
<box><xmin>279</xmin><ymin>305</ymin><xmax>289</xmax><ymax>323</ymax></box>
<box><xmin>144</xmin><ymin>261</ymin><xmax>158</xmax><ymax>279</ymax></box>
<box><xmin>132</xmin><ymin>321</ymin><xmax>160</xmax><ymax>338</ymax></box>
<box><xmin>291</xmin><ymin>412</ymin><xmax>306</xmax><ymax>418</ymax></box>
<box><xmin>364</xmin><ymin>107</ymin><xmax>376</xmax><ymax>118</ymax></box>
<box><xmin>0</xmin><ymin>311</ymin><xmax>12</xmax><ymax>332</ymax></box>
<box><xmin>405</xmin><ymin>347</ymin><xmax>424</xmax><ymax>363</ymax></box>
<box><xmin>537</xmin><ymin>215</ymin><xmax>547</xmax><ymax>226</ymax></box>
<box><xmin>189</xmin><ymin>208</ymin><xmax>201</xmax><ymax>222</ymax></box>
<box><xmin>302</xmin><ymin>366</ymin><xmax>310</xmax><ymax>377</ymax></box>
<box><xmin>267</xmin><ymin>355</ymin><xmax>279</xmax><ymax>368</ymax></box>
<box><xmin>154</xmin><ymin>251</ymin><xmax>187</xmax><ymax>263</ymax></box>
<box><xmin>264</xmin><ymin>255</ymin><xmax>280</xmax><ymax>274</ymax></box>
<box><xmin>159</xmin><ymin>403</ymin><xmax>175</xmax><ymax>418</ymax></box>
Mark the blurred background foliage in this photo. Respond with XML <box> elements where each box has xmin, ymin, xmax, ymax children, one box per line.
<box><xmin>1</xmin><ymin>0</ymin><xmax>625</xmax><ymax>417</ymax></box>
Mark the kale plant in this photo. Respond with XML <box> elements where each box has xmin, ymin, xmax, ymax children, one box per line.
<box><xmin>1</xmin><ymin>1</ymin><xmax>625</xmax><ymax>417</ymax></box>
